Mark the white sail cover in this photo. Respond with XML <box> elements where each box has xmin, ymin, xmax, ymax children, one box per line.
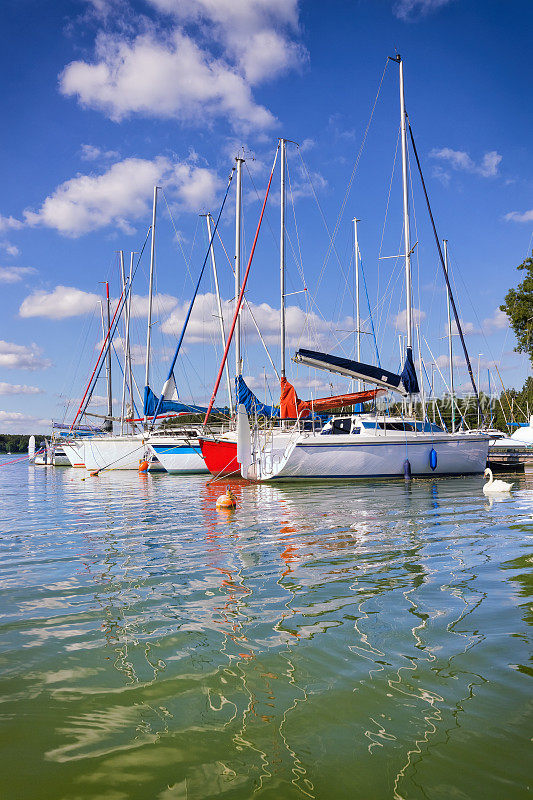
<box><xmin>236</xmin><ymin>404</ymin><xmax>252</xmax><ymax>477</ymax></box>
<box><xmin>28</xmin><ymin>435</ymin><xmax>35</xmax><ymax>461</ymax></box>
<box><xmin>162</xmin><ymin>374</ymin><xmax>179</xmax><ymax>402</ymax></box>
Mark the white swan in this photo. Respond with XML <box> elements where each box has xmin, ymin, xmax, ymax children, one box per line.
<box><xmin>483</xmin><ymin>467</ymin><xmax>514</xmax><ymax>494</ymax></box>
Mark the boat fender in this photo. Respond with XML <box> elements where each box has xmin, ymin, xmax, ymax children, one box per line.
<box><xmin>403</xmin><ymin>458</ymin><xmax>412</xmax><ymax>480</ymax></box>
<box><xmin>216</xmin><ymin>488</ymin><xmax>236</xmax><ymax>510</ymax></box>
<box><xmin>138</xmin><ymin>459</ymin><xmax>149</xmax><ymax>473</ymax></box>
<box><xmin>429</xmin><ymin>448</ymin><xmax>437</xmax><ymax>471</ymax></box>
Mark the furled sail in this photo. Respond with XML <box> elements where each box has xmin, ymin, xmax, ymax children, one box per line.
<box><xmin>292</xmin><ymin>349</ymin><xmax>418</xmax><ymax>397</ymax></box>
<box><xmin>236</xmin><ymin>375</ymin><xmax>279</xmax><ymax>418</ymax></box>
<box><xmin>280</xmin><ymin>377</ymin><xmax>383</xmax><ymax>419</ymax></box>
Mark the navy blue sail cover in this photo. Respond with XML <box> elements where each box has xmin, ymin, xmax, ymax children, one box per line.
<box><xmin>236</xmin><ymin>375</ymin><xmax>279</xmax><ymax>418</ymax></box>
<box><xmin>293</xmin><ymin>349</ymin><xmax>414</xmax><ymax>396</ymax></box>
<box><xmin>400</xmin><ymin>346</ymin><xmax>420</xmax><ymax>395</ymax></box>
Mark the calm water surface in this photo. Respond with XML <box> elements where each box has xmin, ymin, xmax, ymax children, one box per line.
<box><xmin>1</xmin><ymin>458</ymin><xmax>532</xmax><ymax>799</ymax></box>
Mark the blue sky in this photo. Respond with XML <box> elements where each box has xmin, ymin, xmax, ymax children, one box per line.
<box><xmin>1</xmin><ymin>0</ymin><xmax>532</xmax><ymax>433</ymax></box>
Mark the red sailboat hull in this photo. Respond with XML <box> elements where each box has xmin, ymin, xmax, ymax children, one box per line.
<box><xmin>199</xmin><ymin>438</ymin><xmax>240</xmax><ymax>476</ymax></box>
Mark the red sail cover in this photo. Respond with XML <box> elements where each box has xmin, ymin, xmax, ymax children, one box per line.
<box><xmin>280</xmin><ymin>377</ymin><xmax>383</xmax><ymax>419</ymax></box>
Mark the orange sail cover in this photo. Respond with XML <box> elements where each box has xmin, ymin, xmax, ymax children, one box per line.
<box><xmin>280</xmin><ymin>377</ymin><xmax>383</xmax><ymax>419</ymax></box>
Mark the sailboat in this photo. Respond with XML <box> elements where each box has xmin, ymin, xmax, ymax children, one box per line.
<box><xmin>233</xmin><ymin>55</ymin><xmax>490</xmax><ymax>481</ymax></box>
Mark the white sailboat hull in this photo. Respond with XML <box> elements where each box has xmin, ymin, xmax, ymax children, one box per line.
<box><xmin>82</xmin><ymin>436</ymin><xmax>148</xmax><ymax>471</ymax></box>
<box><xmin>148</xmin><ymin>438</ymin><xmax>208</xmax><ymax>474</ymax></box>
<box><xmin>62</xmin><ymin>443</ymin><xmax>85</xmax><ymax>468</ymax></box>
<box><xmin>248</xmin><ymin>433</ymin><xmax>490</xmax><ymax>481</ymax></box>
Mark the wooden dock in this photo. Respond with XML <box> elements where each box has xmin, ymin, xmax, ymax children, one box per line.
<box><xmin>488</xmin><ymin>445</ymin><xmax>533</xmax><ymax>472</ymax></box>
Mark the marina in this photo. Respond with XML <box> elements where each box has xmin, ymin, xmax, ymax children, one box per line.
<box><xmin>1</xmin><ymin>2</ymin><xmax>533</xmax><ymax>798</ymax></box>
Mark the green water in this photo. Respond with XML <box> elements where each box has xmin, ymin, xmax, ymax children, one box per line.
<box><xmin>1</xmin><ymin>459</ymin><xmax>532</xmax><ymax>799</ymax></box>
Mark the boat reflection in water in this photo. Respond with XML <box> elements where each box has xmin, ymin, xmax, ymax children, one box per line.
<box><xmin>4</xmin><ymin>465</ymin><xmax>531</xmax><ymax>799</ymax></box>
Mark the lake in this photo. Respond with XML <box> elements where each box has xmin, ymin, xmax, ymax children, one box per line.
<box><xmin>1</xmin><ymin>458</ymin><xmax>532</xmax><ymax>799</ymax></box>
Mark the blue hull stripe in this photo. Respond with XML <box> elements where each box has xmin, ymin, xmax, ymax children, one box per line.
<box><xmin>151</xmin><ymin>445</ymin><xmax>198</xmax><ymax>455</ymax></box>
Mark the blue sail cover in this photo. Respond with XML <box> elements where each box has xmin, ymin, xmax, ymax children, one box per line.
<box><xmin>400</xmin><ymin>347</ymin><xmax>420</xmax><ymax>395</ymax></box>
<box><xmin>236</xmin><ymin>375</ymin><xmax>279</xmax><ymax>418</ymax></box>
<box><xmin>143</xmin><ymin>386</ymin><xmax>227</xmax><ymax>416</ymax></box>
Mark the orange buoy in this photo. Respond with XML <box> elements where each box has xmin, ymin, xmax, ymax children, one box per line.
<box><xmin>216</xmin><ymin>487</ymin><xmax>236</xmax><ymax>510</ymax></box>
<box><xmin>89</xmin><ymin>470</ymin><xmax>99</xmax><ymax>477</ymax></box>
<box><xmin>138</xmin><ymin>459</ymin><xmax>149</xmax><ymax>473</ymax></box>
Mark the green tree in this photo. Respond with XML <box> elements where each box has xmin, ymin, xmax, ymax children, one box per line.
<box><xmin>501</xmin><ymin>250</ymin><xmax>533</xmax><ymax>366</ymax></box>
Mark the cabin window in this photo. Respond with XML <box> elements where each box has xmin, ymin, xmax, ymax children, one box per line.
<box><xmin>331</xmin><ymin>418</ymin><xmax>352</xmax><ymax>435</ymax></box>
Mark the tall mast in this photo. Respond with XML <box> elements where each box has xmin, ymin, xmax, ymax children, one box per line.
<box><xmin>353</xmin><ymin>217</ymin><xmax>361</xmax><ymax>390</ymax></box>
<box><xmin>206</xmin><ymin>214</ymin><xmax>234</xmax><ymax>414</ymax></box>
<box><xmin>234</xmin><ymin>158</ymin><xmax>244</xmax><ymax>382</ymax></box>
<box><xmin>443</xmin><ymin>239</ymin><xmax>455</xmax><ymax>432</ymax></box>
<box><xmin>144</xmin><ymin>185</ymin><xmax>157</xmax><ymax>423</ymax></box>
<box><xmin>397</xmin><ymin>55</ymin><xmax>413</xmax><ymax>353</ymax></box>
<box><xmin>127</xmin><ymin>252</ymin><xmax>134</xmax><ymax>430</ymax></box>
<box><xmin>119</xmin><ymin>250</ymin><xmax>127</xmax><ymax>435</ymax></box>
<box><xmin>105</xmin><ymin>281</ymin><xmax>113</xmax><ymax>432</ymax></box>
<box><xmin>280</xmin><ymin>138</ymin><xmax>287</xmax><ymax>378</ymax></box>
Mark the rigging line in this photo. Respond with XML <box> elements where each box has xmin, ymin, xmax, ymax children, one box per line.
<box><xmin>244</xmin><ymin>157</ymin><xmax>302</xmax><ymax>285</ymax></box>
<box><xmin>308</xmin><ymin>58</ymin><xmax>390</xmax><ymax>299</ymax></box>
<box><xmin>285</xmin><ymin>158</ymin><xmax>307</xmax><ymax>291</ymax></box>
<box><xmin>204</xmin><ymin>144</ymin><xmax>279</xmax><ymax>423</ymax></box>
<box><xmin>408</xmin><ymin>119</ymin><xmax>484</xmax><ymax>422</ymax></box>
<box><xmin>71</xmin><ymin>227</ymin><xmax>152</xmax><ymax>431</ymax></box>
<box><xmin>209</xmin><ymin>216</ymin><xmax>281</xmax><ymax>380</ymax></box>
<box><xmin>359</xmin><ymin>256</ymin><xmax>381</xmax><ymax>367</ymax></box>
<box><xmin>225</xmin><ymin>163</ymin><xmax>346</xmax><ymax>358</ymax></box>
<box><xmin>446</xmin><ymin>243</ymin><xmax>511</xmax><ymax>388</ymax></box>
<box><xmin>422</xmin><ymin>335</ymin><xmax>467</xmax><ymax>429</ymax></box>
<box><xmin>160</xmin><ymin>189</ymin><xmax>195</xmax><ymax>287</ymax></box>
<box><xmin>150</xmin><ymin>165</ymin><xmax>236</xmax><ymax>425</ymax></box>
<box><xmin>407</xmin><ymin>142</ymin><xmax>423</xmax><ymax>341</ymax></box>
<box><xmin>297</xmin><ymin>149</ymin><xmax>356</xmax><ymax>307</ymax></box>
<box><xmin>378</xmin><ymin>127</ymin><xmax>401</xmax><ymax>259</ymax></box>
<box><xmin>376</xmin><ymin>126</ymin><xmax>401</xmax><ymax>324</ymax></box>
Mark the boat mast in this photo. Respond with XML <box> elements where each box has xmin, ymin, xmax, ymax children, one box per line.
<box><xmin>105</xmin><ymin>281</ymin><xmax>113</xmax><ymax>432</ymax></box>
<box><xmin>235</xmin><ymin>158</ymin><xmax>244</xmax><ymax>387</ymax></box>
<box><xmin>353</xmin><ymin>217</ymin><xmax>361</xmax><ymax>390</ymax></box>
<box><xmin>206</xmin><ymin>213</ymin><xmax>234</xmax><ymax>414</ymax></box>
<box><xmin>144</xmin><ymin>185</ymin><xmax>157</xmax><ymax>424</ymax></box>
<box><xmin>443</xmin><ymin>239</ymin><xmax>455</xmax><ymax>432</ymax></box>
<box><xmin>280</xmin><ymin>138</ymin><xmax>287</xmax><ymax>379</ymax></box>
<box><xmin>395</xmin><ymin>54</ymin><xmax>414</xmax><ymax>413</ymax></box>
<box><xmin>119</xmin><ymin>250</ymin><xmax>127</xmax><ymax>435</ymax></box>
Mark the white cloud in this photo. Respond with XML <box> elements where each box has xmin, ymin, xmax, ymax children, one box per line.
<box><xmin>0</xmin><ymin>382</ymin><xmax>43</xmax><ymax>396</ymax></box>
<box><xmin>435</xmin><ymin>354</ymin><xmax>466</xmax><ymax>369</ymax></box>
<box><xmin>0</xmin><ymin>215</ymin><xmax>23</xmax><ymax>232</ymax></box>
<box><xmin>393</xmin><ymin>308</ymin><xmax>426</xmax><ymax>329</ymax></box>
<box><xmin>146</xmin><ymin>0</ymin><xmax>305</xmax><ymax>85</ymax></box>
<box><xmin>59</xmin><ymin>1</ymin><xmax>306</xmax><ymax>130</ymax></box>
<box><xmin>60</xmin><ymin>29</ymin><xmax>274</xmax><ymax>130</ymax></box>
<box><xmin>19</xmin><ymin>285</ymin><xmax>179</xmax><ymax>322</ymax></box>
<box><xmin>449</xmin><ymin>319</ymin><xmax>479</xmax><ymax>336</ymax></box>
<box><xmin>0</xmin><ymin>340</ymin><xmax>52</xmax><ymax>370</ymax></box>
<box><xmin>128</xmin><ymin>292</ymin><xmax>178</xmax><ymax>318</ymax></box>
<box><xmin>80</xmin><ymin>143</ymin><xmax>119</xmax><ymax>161</ymax></box>
<box><xmin>0</xmin><ymin>267</ymin><xmax>37</xmax><ymax>283</ymax></box>
<box><xmin>394</xmin><ymin>0</ymin><xmax>454</xmax><ymax>20</ymax></box>
<box><xmin>483</xmin><ymin>308</ymin><xmax>508</xmax><ymax>334</ymax></box>
<box><xmin>19</xmin><ymin>286</ymin><xmax>100</xmax><ymax>319</ymax></box>
<box><xmin>161</xmin><ymin>292</ymin><xmax>352</xmax><ymax>349</ymax></box>
<box><xmin>429</xmin><ymin>147</ymin><xmax>502</xmax><ymax>178</ymax></box>
<box><xmin>0</xmin><ymin>410</ymin><xmax>49</xmax><ymax>433</ymax></box>
<box><xmin>504</xmin><ymin>209</ymin><xmax>533</xmax><ymax>223</ymax></box>
<box><xmin>1</xmin><ymin>242</ymin><xmax>20</xmax><ymax>257</ymax></box>
<box><xmin>20</xmin><ymin>154</ymin><xmax>221</xmax><ymax>237</ymax></box>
